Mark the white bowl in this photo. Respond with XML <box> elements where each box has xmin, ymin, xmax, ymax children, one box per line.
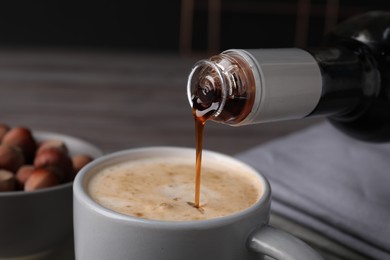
<box><xmin>0</xmin><ymin>131</ymin><xmax>102</xmax><ymax>258</ymax></box>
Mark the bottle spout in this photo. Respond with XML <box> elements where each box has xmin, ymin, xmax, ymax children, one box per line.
<box><xmin>187</xmin><ymin>60</ymin><xmax>227</xmax><ymax>122</ymax></box>
<box><xmin>187</xmin><ymin>51</ymin><xmax>258</xmax><ymax>125</ymax></box>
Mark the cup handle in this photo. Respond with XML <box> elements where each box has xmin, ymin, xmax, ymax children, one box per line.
<box><xmin>248</xmin><ymin>224</ymin><xmax>324</xmax><ymax>260</ymax></box>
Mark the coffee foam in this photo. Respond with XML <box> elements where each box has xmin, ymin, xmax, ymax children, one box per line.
<box><xmin>88</xmin><ymin>157</ymin><xmax>262</xmax><ymax>221</ymax></box>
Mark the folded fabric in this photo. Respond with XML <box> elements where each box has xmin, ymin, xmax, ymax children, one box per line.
<box><xmin>236</xmin><ymin>121</ymin><xmax>390</xmax><ymax>260</ymax></box>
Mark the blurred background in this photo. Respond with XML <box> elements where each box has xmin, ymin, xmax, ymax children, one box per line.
<box><xmin>0</xmin><ymin>0</ymin><xmax>389</xmax><ymax>156</ymax></box>
<box><xmin>0</xmin><ymin>0</ymin><xmax>389</xmax><ymax>54</ymax></box>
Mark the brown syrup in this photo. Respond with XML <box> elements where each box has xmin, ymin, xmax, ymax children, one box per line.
<box><xmin>194</xmin><ymin>114</ymin><xmax>205</xmax><ymax>208</ymax></box>
<box><xmin>190</xmin><ymin>55</ymin><xmax>255</xmax><ymax>209</ymax></box>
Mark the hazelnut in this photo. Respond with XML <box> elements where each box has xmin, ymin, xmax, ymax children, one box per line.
<box><xmin>15</xmin><ymin>165</ymin><xmax>35</xmax><ymax>188</ymax></box>
<box><xmin>2</xmin><ymin>127</ymin><xmax>37</xmax><ymax>163</ymax></box>
<box><xmin>0</xmin><ymin>169</ymin><xmax>16</xmax><ymax>191</ymax></box>
<box><xmin>41</xmin><ymin>165</ymin><xmax>65</xmax><ymax>183</ymax></box>
<box><xmin>24</xmin><ymin>167</ymin><xmax>60</xmax><ymax>191</ymax></box>
<box><xmin>36</xmin><ymin>139</ymin><xmax>69</xmax><ymax>156</ymax></box>
<box><xmin>0</xmin><ymin>124</ymin><xmax>96</xmax><ymax>192</ymax></box>
<box><xmin>34</xmin><ymin>149</ymin><xmax>72</xmax><ymax>182</ymax></box>
<box><xmin>0</xmin><ymin>144</ymin><xmax>25</xmax><ymax>173</ymax></box>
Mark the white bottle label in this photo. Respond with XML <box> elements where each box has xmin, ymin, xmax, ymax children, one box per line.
<box><xmin>231</xmin><ymin>48</ymin><xmax>322</xmax><ymax>125</ymax></box>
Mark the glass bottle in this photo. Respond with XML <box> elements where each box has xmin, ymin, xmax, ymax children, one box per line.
<box><xmin>187</xmin><ymin>11</ymin><xmax>390</xmax><ymax>142</ymax></box>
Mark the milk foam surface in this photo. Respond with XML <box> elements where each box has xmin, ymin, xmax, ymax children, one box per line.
<box><xmin>88</xmin><ymin>158</ymin><xmax>261</xmax><ymax>221</ymax></box>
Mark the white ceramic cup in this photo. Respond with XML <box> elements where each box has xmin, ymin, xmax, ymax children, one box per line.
<box><xmin>73</xmin><ymin>147</ymin><xmax>323</xmax><ymax>260</ymax></box>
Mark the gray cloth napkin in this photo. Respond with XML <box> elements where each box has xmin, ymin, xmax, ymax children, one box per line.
<box><xmin>236</xmin><ymin>121</ymin><xmax>390</xmax><ymax>260</ymax></box>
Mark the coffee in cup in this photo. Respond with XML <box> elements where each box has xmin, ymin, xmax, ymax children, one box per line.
<box><xmin>88</xmin><ymin>156</ymin><xmax>262</xmax><ymax>221</ymax></box>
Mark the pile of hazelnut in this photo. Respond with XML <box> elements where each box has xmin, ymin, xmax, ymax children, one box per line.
<box><xmin>0</xmin><ymin>124</ymin><xmax>93</xmax><ymax>192</ymax></box>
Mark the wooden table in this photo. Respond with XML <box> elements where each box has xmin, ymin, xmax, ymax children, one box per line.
<box><xmin>0</xmin><ymin>48</ymin><xmax>365</xmax><ymax>260</ymax></box>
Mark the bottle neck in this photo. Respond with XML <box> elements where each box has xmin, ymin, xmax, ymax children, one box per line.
<box><xmin>188</xmin><ymin>48</ymin><xmax>324</xmax><ymax>125</ymax></box>
<box><xmin>188</xmin><ymin>45</ymin><xmax>380</xmax><ymax>126</ymax></box>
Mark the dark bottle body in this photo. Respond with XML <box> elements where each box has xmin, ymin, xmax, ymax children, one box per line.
<box><xmin>187</xmin><ymin>12</ymin><xmax>390</xmax><ymax>142</ymax></box>
<box><xmin>308</xmin><ymin>11</ymin><xmax>390</xmax><ymax>142</ymax></box>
